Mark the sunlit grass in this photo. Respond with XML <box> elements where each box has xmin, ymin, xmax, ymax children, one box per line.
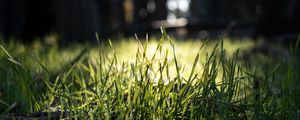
<box><xmin>0</xmin><ymin>32</ymin><xmax>299</xmax><ymax>119</ymax></box>
<box><xmin>89</xmin><ymin>37</ymin><xmax>255</xmax><ymax>80</ymax></box>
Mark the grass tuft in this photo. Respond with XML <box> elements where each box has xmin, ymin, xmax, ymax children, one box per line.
<box><xmin>0</xmin><ymin>33</ymin><xmax>299</xmax><ymax>119</ymax></box>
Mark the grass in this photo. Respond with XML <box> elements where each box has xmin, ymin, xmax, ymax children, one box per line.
<box><xmin>0</xmin><ymin>31</ymin><xmax>299</xmax><ymax>119</ymax></box>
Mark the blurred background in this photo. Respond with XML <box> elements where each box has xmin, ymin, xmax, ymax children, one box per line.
<box><xmin>0</xmin><ymin>0</ymin><xmax>299</xmax><ymax>42</ymax></box>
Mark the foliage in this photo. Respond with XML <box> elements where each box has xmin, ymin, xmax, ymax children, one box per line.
<box><xmin>0</xmin><ymin>32</ymin><xmax>299</xmax><ymax>119</ymax></box>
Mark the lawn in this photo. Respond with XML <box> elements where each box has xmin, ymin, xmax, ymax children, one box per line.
<box><xmin>0</xmin><ymin>32</ymin><xmax>299</xmax><ymax>119</ymax></box>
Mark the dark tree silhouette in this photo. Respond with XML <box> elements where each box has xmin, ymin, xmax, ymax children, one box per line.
<box><xmin>23</xmin><ymin>0</ymin><xmax>53</xmax><ymax>40</ymax></box>
<box><xmin>53</xmin><ymin>0</ymin><xmax>102</xmax><ymax>42</ymax></box>
<box><xmin>0</xmin><ymin>0</ymin><xmax>28</xmax><ymax>39</ymax></box>
<box><xmin>0</xmin><ymin>0</ymin><xmax>117</xmax><ymax>41</ymax></box>
<box><xmin>0</xmin><ymin>0</ymin><xmax>299</xmax><ymax>42</ymax></box>
<box><xmin>131</xmin><ymin>0</ymin><xmax>149</xmax><ymax>37</ymax></box>
<box><xmin>256</xmin><ymin>0</ymin><xmax>300</xmax><ymax>40</ymax></box>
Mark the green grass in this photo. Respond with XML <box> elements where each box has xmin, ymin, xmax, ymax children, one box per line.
<box><xmin>0</xmin><ymin>31</ymin><xmax>299</xmax><ymax>119</ymax></box>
